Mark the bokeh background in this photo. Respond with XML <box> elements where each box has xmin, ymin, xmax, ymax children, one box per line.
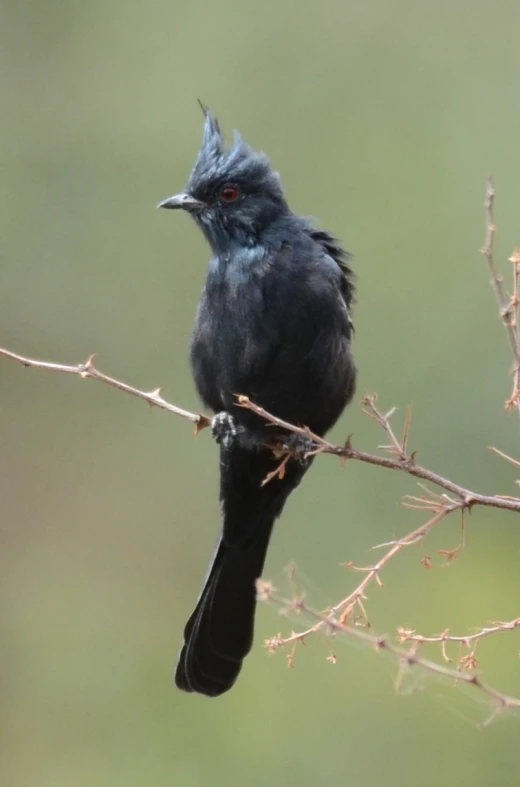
<box><xmin>2</xmin><ymin>1</ymin><xmax>520</xmax><ymax>785</ymax></box>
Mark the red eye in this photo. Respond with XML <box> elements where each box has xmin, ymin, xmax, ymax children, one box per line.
<box><xmin>220</xmin><ymin>185</ymin><xmax>239</xmax><ymax>202</ymax></box>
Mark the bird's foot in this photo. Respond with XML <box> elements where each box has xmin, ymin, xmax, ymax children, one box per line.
<box><xmin>211</xmin><ymin>412</ymin><xmax>245</xmax><ymax>449</ymax></box>
<box><xmin>282</xmin><ymin>434</ymin><xmax>316</xmax><ymax>466</ymax></box>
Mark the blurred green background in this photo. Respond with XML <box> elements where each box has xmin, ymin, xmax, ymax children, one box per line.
<box><xmin>2</xmin><ymin>0</ymin><xmax>520</xmax><ymax>785</ymax></box>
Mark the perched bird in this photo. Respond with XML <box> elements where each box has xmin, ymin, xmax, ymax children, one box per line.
<box><xmin>159</xmin><ymin>106</ymin><xmax>356</xmax><ymax>697</ymax></box>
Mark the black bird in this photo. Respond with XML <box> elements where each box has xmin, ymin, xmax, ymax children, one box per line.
<box><xmin>159</xmin><ymin>106</ymin><xmax>356</xmax><ymax>696</ymax></box>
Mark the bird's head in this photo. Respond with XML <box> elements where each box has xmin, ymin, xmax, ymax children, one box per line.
<box><xmin>158</xmin><ymin>104</ymin><xmax>289</xmax><ymax>252</ymax></box>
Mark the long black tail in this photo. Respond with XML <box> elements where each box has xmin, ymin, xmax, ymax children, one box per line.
<box><xmin>175</xmin><ymin>444</ymin><xmax>308</xmax><ymax>696</ymax></box>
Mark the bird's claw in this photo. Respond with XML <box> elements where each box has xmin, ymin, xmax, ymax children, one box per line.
<box><xmin>211</xmin><ymin>412</ymin><xmax>245</xmax><ymax>449</ymax></box>
<box><xmin>282</xmin><ymin>434</ymin><xmax>316</xmax><ymax>466</ymax></box>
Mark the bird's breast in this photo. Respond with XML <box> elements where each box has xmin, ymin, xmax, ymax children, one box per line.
<box><xmin>190</xmin><ymin>262</ymin><xmax>269</xmax><ymax>411</ymax></box>
<box><xmin>190</xmin><ymin>248</ymin><xmax>354</xmax><ymax>435</ymax></box>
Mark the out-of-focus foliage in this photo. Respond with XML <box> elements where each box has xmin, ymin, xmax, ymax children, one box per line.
<box><xmin>2</xmin><ymin>1</ymin><xmax>520</xmax><ymax>785</ymax></box>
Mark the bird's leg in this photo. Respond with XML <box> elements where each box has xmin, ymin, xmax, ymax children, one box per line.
<box><xmin>262</xmin><ymin>433</ymin><xmax>315</xmax><ymax>484</ymax></box>
<box><xmin>211</xmin><ymin>411</ymin><xmax>245</xmax><ymax>449</ymax></box>
<box><xmin>281</xmin><ymin>433</ymin><xmax>316</xmax><ymax>466</ymax></box>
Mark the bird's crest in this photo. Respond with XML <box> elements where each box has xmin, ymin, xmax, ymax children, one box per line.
<box><xmin>188</xmin><ymin>103</ymin><xmax>285</xmax><ymax>200</ymax></box>
<box><xmin>197</xmin><ymin>101</ymin><xmax>224</xmax><ymax>161</ymax></box>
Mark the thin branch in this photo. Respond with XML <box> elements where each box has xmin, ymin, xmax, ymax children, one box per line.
<box><xmin>0</xmin><ymin>347</ymin><xmax>210</xmax><ymax>430</ymax></box>
<box><xmin>260</xmin><ymin>584</ymin><xmax>520</xmax><ymax>726</ymax></box>
<box><xmin>237</xmin><ymin>394</ymin><xmax>520</xmax><ymax>514</ymax></box>
<box><xmin>260</xmin><ymin>504</ymin><xmax>461</xmax><ymax>650</ymax></box>
<box><xmin>3</xmin><ymin>345</ymin><xmax>520</xmax><ymax>513</ymax></box>
<box><xmin>481</xmin><ymin>178</ymin><xmax>520</xmax><ymax>412</ymax></box>
<box><xmin>398</xmin><ymin>618</ymin><xmax>520</xmax><ymax>648</ymax></box>
<box><xmin>481</xmin><ymin>178</ymin><xmax>515</xmax><ymax>344</ymax></box>
<box><xmin>397</xmin><ymin>617</ymin><xmax>520</xmax><ymax>678</ymax></box>
<box><xmin>507</xmin><ymin>249</ymin><xmax>520</xmax><ymax>411</ymax></box>
<box><xmin>3</xmin><ymin>345</ymin><xmax>520</xmax><ymax>514</ymax></box>
<box><xmin>489</xmin><ymin>445</ymin><xmax>520</xmax><ymax>469</ymax></box>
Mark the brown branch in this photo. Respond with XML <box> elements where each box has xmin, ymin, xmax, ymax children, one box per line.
<box><xmin>4</xmin><ymin>345</ymin><xmax>519</xmax><ymax>513</ymax></box>
<box><xmin>398</xmin><ymin>618</ymin><xmax>520</xmax><ymax>649</ymax></box>
<box><xmin>397</xmin><ymin>617</ymin><xmax>520</xmax><ymax>680</ymax></box>
<box><xmin>481</xmin><ymin>178</ymin><xmax>514</xmax><ymax>343</ymax></box>
<box><xmin>237</xmin><ymin>394</ymin><xmax>520</xmax><ymax>514</ymax></box>
<box><xmin>507</xmin><ymin>249</ymin><xmax>520</xmax><ymax>411</ymax></box>
<box><xmin>259</xmin><ymin>500</ymin><xmax>464</xmax><ymax>652</ymax></box>
<box><xmin>3</xmin><ymin>344</ymin><xmax>520</xmax><ymax>513</ymax></box>
<box><xmin>481</xmin><ymin>178</ymin><xmax>520</xmax><ymax>411</ymax></box>
<box><xmin>489</xmin><ymin>445</ymin><xmax>520</xmax><ymax>469</ymax></box>
<box><xmin>0</xmin><ymin>347</ymin><xmax>210</xmax><ymax>431</ymax></box>
<box><xmin>239</xmin><ymin>391</ymin><xmax>518</xmax><ymax>684</ymax></box>
<box><xmin>260</xmin><ymin>584</ymin><xmax>520</xmax><ymax>727</ymax></box>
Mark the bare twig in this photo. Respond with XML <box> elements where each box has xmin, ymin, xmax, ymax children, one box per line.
<box><xmin>0</xmin><ymin>347</ymin><xmax>210</xmax><ymax>431</ymax></box>
<box><xmin>489</xmin><ymin>445</ymin><xmax>520</xmax><ymax>469</ymax></box>
<box><xmin>238</xmin><ymin>394</ymin><xmax>520</xmax><ymax>514</ymax></box>
<box><xmin>507</xmin><ymin>249</ymin><xmax>520</xmax><ymax>411</ymax></box>
<box><xmin>481</xmin><ymin>178</ymin><xmax>520</xmax><ymax>411</ymax></box>
<box><xmin>260</xmin><ymin>584</ymin><xmax>520</xmax><ymax>727</ymax></box>
<box><xmin>481</xmin><ymin>178</ymin><xmax>513</xmax><ymax>339</ymax></box>
<box><xmin>398</xmin><ymin>618</ymin><xmax>520</xmax><ymax>649</ymax></box>
<box><xmin>397</xmin><ymin>617</ymin><xmax>520</xmax><ymax>682</ymax></box>
<box><xmin>259</xmin><ymin>504</ymin><xmax>460</xmax><ymax>652</ymax></box>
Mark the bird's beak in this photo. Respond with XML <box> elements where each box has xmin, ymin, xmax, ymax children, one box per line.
<box><xmin>157</xmin><ymin>193</ymin><xmax>205</xmax><ymax>211</ymax></box>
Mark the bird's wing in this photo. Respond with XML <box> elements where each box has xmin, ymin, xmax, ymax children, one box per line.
<box><xmin>308</xmin><ymin>228</ymin><xmax>355</xmax><ymax>316</ymax></box>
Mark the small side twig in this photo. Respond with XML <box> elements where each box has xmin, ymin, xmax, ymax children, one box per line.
<box><xmin>398</xmin><ymin>617</ymin><xmax>520</xmax><ymax>650</ymax></box>
<box><xmin>398</xmin><ymin>617</ymin><xmax>520</xmax><ymax>679</ymax></box>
